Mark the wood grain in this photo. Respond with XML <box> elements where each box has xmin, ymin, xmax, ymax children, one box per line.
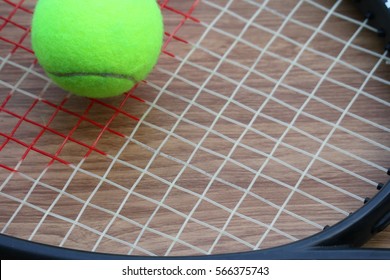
<box><xmin>0</xmin><ymin>0</ymin><xmax>389</xmax><ymax>257</ymax></box>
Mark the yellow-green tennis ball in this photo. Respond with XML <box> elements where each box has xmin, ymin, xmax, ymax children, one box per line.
<box><xmin>31</xmin><ymin>0</ymin><xmax>163</xmax><ymax>98</ymax></box>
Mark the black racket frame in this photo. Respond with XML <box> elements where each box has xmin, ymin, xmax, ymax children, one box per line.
<box><xmin>1</xmin><ymin>175</ymin><xmax>389</xmax><ymax>260</ymax></box>
<box><xmin>1</xmin><ymin>0</ymin><xmax>389</xmax><ymax>260</ymax></box>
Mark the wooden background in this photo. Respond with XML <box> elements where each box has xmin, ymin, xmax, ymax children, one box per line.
<box><xmin>0</xmin><ymin>0</ymin><xmax>389</xmax><ymax>256</ymax></box>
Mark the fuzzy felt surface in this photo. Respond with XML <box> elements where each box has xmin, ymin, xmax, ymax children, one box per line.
<box><xmin>31</xmin><ymin>0</ymin><xmax>163</xmax><ymax>98</ymax></box>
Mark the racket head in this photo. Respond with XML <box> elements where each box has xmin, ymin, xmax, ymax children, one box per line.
<box><xmin>0</xmin><ymin>0</ymin><xmax>390</xmax><ymax>259</ymax></box>
<box><xmin>1</xmin><ymin>179</ymin><xmax>390</xmax><ymax>259</ymax></box>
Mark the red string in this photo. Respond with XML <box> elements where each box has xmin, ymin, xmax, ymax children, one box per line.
<box><xmin>0</xmin><ymin>0</ymin><xmax>202</xmax><ymax>174</ymax></box>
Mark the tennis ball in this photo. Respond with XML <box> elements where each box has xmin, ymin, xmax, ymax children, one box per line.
<box><xmin>31</xmin><ymin>0</ymin><xmax>163</xmax><ymax>98</ymax></box>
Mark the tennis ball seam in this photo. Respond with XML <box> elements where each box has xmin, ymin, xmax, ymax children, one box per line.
<box><xmin>49</xmin><ymin>71</ymin><xmax>136</xmax><ymax>82</ymax></box>
<box><xmin>31</xmin><ymin>0</ymin><xmax>164</xmax><ymax>98</ymax></box>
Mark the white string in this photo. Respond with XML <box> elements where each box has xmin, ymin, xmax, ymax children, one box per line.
<box><xmin>0</xmin><ymin>0</ymin><xmax>389</xmax><ymax>255</ymax></box>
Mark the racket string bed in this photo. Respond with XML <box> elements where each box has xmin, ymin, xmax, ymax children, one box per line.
<box><xmin>0</xmin><ymin>0</ymin><xmax>389</xmax><ymax>259</ymax></box>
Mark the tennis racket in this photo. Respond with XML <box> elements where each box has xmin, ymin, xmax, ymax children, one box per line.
<box><xmin>0</xmin><ymin>0</ymin><xmax>389</xmax><ymax>259</ymax></box>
